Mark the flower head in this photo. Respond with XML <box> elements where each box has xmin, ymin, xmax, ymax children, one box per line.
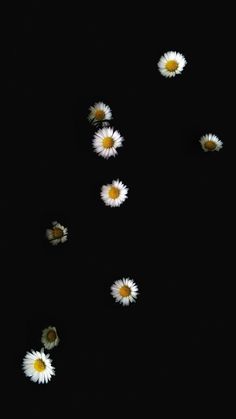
<box><xmin>111</xmin><ymin>278</ymin><xmax>139</xmax><ymax>306</ymax></box>
<box><xmin>22</xmin><ymin>349</ymin><xmax>55</xmax><ymax>384</ymax></box>
<box><xmin>158</xmin><ymin>51</ymin><xmax>186</xmax><ymax>78</ymax></box>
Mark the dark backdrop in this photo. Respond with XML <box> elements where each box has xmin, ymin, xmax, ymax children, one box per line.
<box><xmin>4</xmin><ymin>2</ymin><xmax>232</xmax><ymax>415</ymax></box>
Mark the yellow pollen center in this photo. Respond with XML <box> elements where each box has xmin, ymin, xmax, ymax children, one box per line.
<box><xmin>119</xmin><ymin>285</ymin><xmax>131</xmax><ymax>297</ymax></box>
<box><xmin>52</xmin><ymin>227</ymin><xmax>63</xmax><ymax>239</ymax></box>
<box><xmin>204</xmin><ymin>140</ymin><xmax>216</xmax><ymax>151</ymax></box>
<box><xmin>102</xmin><ymin>137</ymin><xmax>114</xmax><ymax>149</ymax></box>
<box><xmin>165</xmin><ymin>60</ymin><xmax>178</xmax><ymax>72</ymax></box>
<box><xmin>47</xmin><ymin>330</ymin><xmax>57</xmax><ymax>342</ymax></box>
<box><xmin>95</xmin><ymin>109</ymin><xmax>105</xmax><ymax>120</ymax></box>
<box><xmin>34</xmin><ymin>358</ymin><xmax>46</xmax><ymax>372</ymax></box>
<box><xmin>108</xmin><ymin>186</ymin><xmax>120</xmax><ymax>199</ymax></box>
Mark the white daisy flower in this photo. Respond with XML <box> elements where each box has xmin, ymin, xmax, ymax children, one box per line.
<box><xmin>101</xmin><ymin>179</ymin><xmax>128</xmax><ymax>207</ymax></box>
<box><xmin>46</xmin><ymin>221</ymin><xmax>68</xmax><ymax>245</ymax></box>
<box><xmin>88</xmin><ymin>102</ymin><xmax>112</xmax><ymax>126</ymax></box>
<box><xmin>22</xmin><ymin>349</ymin><xmax>55</xmax><ymax>384</ymax></box>
<box><xmin>111</xmin><ymin>278</ymin><xmax>139</xmax><ymax>306</ymax></box>
<box><xmin>41</xmin><ymin>326</ymin><xmax>60</xmax><ymax>350</ymax></box>
<box><xmin>158</xmin><ymin>51</ymin><xmax>186</xmax><ymax>78</ymax></box>
<box><xmin>93</xmin><ymin>127</ymin><xmax>124</xmax><ymax>159</ymax></box>
<box><xmin>199</xmin><ymin>134</ymin><xmax>223</xmax><ymax>152</ymax></box>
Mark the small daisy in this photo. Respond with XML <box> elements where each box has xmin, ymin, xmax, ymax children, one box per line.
<box><xmin>158</xmin><ymin>51</ymin><xmax>186</xmax><ymax>78</ymax></box>
<box><xmin>46</xmin><ymin>221</ymin><xmax>68</xmax><ymax>245</ymax></box>
<box><xmin>101</xmin><ymin>179</ymin><xmax>128</xmax><ymax>207</ymax></box>
<box><xmin>88</xmin><ymin>102</ymin><xmax>112</xmax><ymax>126</ymax></box>
<box><xmin>199</xmin><ymin>134</ymin><xmax>223</xmax><ymax>152</ymax></box>
<box><xmin>111</xmin><ymin>278</ymin><xmax>139</xmax><ymax>306</ymax></box>
<box><xmin>22</xmin><ymin>349</ymin><xmax>55</xmax><ymax>384</ymax></box>
<box><xmin>93</xmin><ymin>127</ymin><xmax>124</xmax><ymax>159</ymax></box>
<box><xmin>41</xmin><ymin>326</ymin><xmax>60</xmax><ymax>350</ymax></box>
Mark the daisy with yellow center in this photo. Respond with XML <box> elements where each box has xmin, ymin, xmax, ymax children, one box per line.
<box><xmin>158</xmin><ymin>51</ymin><xmax>186</xmax><ymax>78</ymax></box>
<box><xmin>111</xmin><ymin>278</ymin><xmax>139</xmax><ymax>306</ymax></box>
<box><xmin>93</xmin><ymin>127</ymin><xmax>124</xmax><ymax>159</ymax></box>
<box><xmin>22</xmin><ymin>349</ymin><xmax>55</xmax><ymax>384</ymax></box>
<box><xmin>46</xmin><ymin>221</ymin><xmax>68</xmax><ymax>245</ymax></box>
<box><xmin>199</xmin><ymin>134</ymin><xmax>223</xmax><ymax>152</ymax></box>
<box><xmin>41</xmin><ymin>326</ymin><xmax>60</xmax><ymax>350</ymax></box>
<box><xmin>101</xmin><ymin>179</ymin><xmax>128</xmax><ymax>207</ymax></box>
<box><xmin>88</xmin><ymin>102</ymin><xmax>112</xmax><ymax>126</ymax></box>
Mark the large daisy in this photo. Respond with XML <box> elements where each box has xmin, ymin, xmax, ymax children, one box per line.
<box><xmin>93</xmin><ymin>127</ymin><xmax>124</xmax><ymax>159</ymax></box>
<box><xmin>22</xmin><ymin>349</ymin><xmax>55</xmax><ymax>384</ymax></box>
<box><xmin>101</xmin><ymin>179</ymin><xmax>128</xmax><ymax>207</ymax></box>
<box><xmin>46</xmin><ymin>221</ymin><xmax>68</xmax><ymax>245</ymax></box>
<box><xmin>158</xmin><ymin>51</ymin><xmax>186</xmax><ymax>78</ymax></box>
<box><xmin>88</xmin><ymin>102</ymin><xmax>112</xmax><ymax>126</ymax></box>
<box><xmin>111</xmin><ymin>278</ymin><xmax>139</xmax><ymax>306</ymax></box>
<box><xmin>199</xmin><ymin>134</ymin><xmax>223</xmax><ymax>152</ymax></box>
<box><xmin>41</xmin><ymin>326</ymin><xmax>60</xmax><ymax>350</ymax></box>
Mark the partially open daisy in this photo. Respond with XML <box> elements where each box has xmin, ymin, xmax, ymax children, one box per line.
<box><xmin>158</xmin><ymin>51</ymin><xmax>186</xmax><ymax>78</ymax></box>
<box><xmin>41</xmin><ymin>326</ymin><xmax>60</xmax><ymax>350</ymax></box>
<box><xmin>111</xmin><ymin>278</ymin><xmax>139</xmax><ymax>306</ymax></box>
<box><xmin>46</xmin><ymin>221</ymin><xmax>68</xmax><ymax>245</ymax></box>
<box><xmin>101</xmin><ymin>179</ymin><xmax>128</xmax><ymax>207</ymax></box>
<box><xmin>22</xmin><ymin>349</ymin><xmax>55</xmax><ymax>384</ymax></box>
<box><xmin>88</xmin><ymin>102</ymin><xmax>112</xmax><ymax>126</ymax></box>
<box><xmin>93</xmin><ymin>127</ymin><xmax>124</xmax><ymax>159</ymax></box>
<box><xmin>199</xmin><ymin>134</ymin><xmax>223</xmax><ymax>152</ymax></box>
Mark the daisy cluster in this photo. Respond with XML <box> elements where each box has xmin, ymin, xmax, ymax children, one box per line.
<box><xmin>23</xmin><ymin>51</ymin><xmax>224</xmax><ymax>383</ymax></box>
<box><xmin>157</xmin><ymin>51</ymin><xmax>223</xmax><ymax>152</ymax></box>
<box><xmin>22</xmin><ymin>326</ymin><xmax>59</xmax><ymax>384</ymax></box>
<box><xmin>88</xmin><ymin>101</ymin><xmax>129</xmax><ymax>207</ymax></box>
<box><xmin>88</xmin><ymin>102</ymin><xmax>138</xmax><ymax>303</ymax></box>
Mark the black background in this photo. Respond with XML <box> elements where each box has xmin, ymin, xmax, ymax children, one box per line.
<box><xmin>4</xmin><ymin>1</ymin><xmax>232</xmax><ymax>415</ymax></box>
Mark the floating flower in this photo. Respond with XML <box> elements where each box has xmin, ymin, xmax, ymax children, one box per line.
<box><xmin>41</xmin><ymin>326</ymin><xmax>60</xmax><ymax>350</ymax></box>
<box><xmin>101</xmin><ymin>180</ymin><xmax>128</xmax><ymax>207</ymax></box>
<box><xmin>46</xmin><ymin>221</ymin><xmax>68</xmax><ymax>245</ymax></box>
<box><xmin>93</xmin><ymin>127</ymin><xmax>124</xmax><ymax>159</ymax></box>
<box><xmin>158</xmin><ymin>51</ymin><xmax>186</xmax><ymax>78</ymax></box>
<box><xmin>88</xmin><ymin>102</ymin><xmax>112</xmax><ymax>126</ymax></box>
<box><xmin>111</xmin><ymin>278</ymin><xmax>139</xmax><ymax>306</ymax></box>
<box><xmin>199</xmin><ymin>134</ymin><xmax>223</xmax><ymax>152</ymax></box>
<box><xmin>22</xmin><ymin>349</ymin><xmax>55</xmax><ymax>384</ymax></box>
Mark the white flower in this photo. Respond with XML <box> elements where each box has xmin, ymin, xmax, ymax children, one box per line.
<box><xmin>41</xmin><ymin>326</ymin><xmax>60</xmax><ymax>350</ymax></box>
<box><xmin>93</xmin><ymin>127</ymin><xmax>124</xmax><ymax>159</ymax></box>
<box><xmin>88</xmin><ymin>102</ymin><xmax>112</xmax><ymax>126</ymax></box>
<box><xmin>46</xmin><ymin>221</ymin><xmax>68</xmax><ymax>245</ymax></box>
<box><xmin>111</xmin><ymin>278</ymin><xmax>139</xmax><ymax>306</ymax></box>
<box><xmin>101</xmin><ymin>180</ymin><xmax>128</xmax><ymax>207</ymax></box>
<box><xmin>22</xmin><ymin>349</ymin><xmax>55</xmax><ymax>384</ymax></box>
<box><xmin>158</xmin><ymin>51</ymin><xmax>186</xmax><ymax>78</ymax></box>
<box><xmin>199</xmin><ymin>134</ymin><xmax>223</xmax><ymax>152</ymax></box>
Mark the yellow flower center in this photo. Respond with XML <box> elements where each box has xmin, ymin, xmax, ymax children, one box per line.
<box><xmin>119</xmin><ymin>285</ymin><xmax>131</xmax><ymax>297</ymax></box>
<box><xmin>102</xmin><ymin>137</ymin><xmax>114</xmax><ymax>149</ymax></box>
<box><xmin>165</xmin><ymin>60</ymin><xmax>178</xmax><ymax>72</ymax></box>
<box><xmin>204</xmin><ymin>140</ymin><xmax>216</xmax><ymax>151</ymax></box>
<box><xmin>108</xmin><ymin>186</ymin><xmax>120</xmax><ymax>199</ymax></box>
<box><xmin>34</xmin><ymin>358</ymin><xmax>46</xmax><ymax>372</ymax></box>
<box><xmin>95</xmin><ymin>109</ymin><xmax>105</xmax><ymax>120</ymax></box>
<box><xmin>47</xmin><ymin>330</ymin><xmax>57</xmax><ymax>342</ymax></box>
<box><xmin>52</xmin><ymin>227</ymin><xmax>63</xmax><ymax>239</ymax></box>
